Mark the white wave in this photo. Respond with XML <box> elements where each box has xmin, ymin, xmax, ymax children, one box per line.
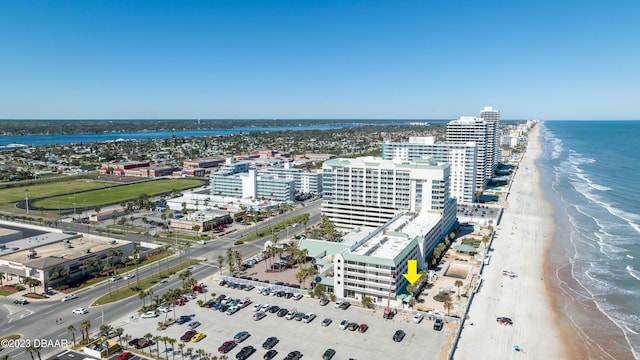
<box><xmin>627</xmin><ymin>254</ymin><xmax>635</xmax><ymax>259</ymax></box>
<box><xmin>627</xmin><ymin>266</ymin><xmax>640</xmax><ymax>281</ymax></box>
<box><xmin>626</xmin><ymin>325</ymin><xmax>639</xmax><ymax>335</ymax></box>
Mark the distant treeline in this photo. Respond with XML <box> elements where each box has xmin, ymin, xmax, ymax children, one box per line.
<box><xmin>0</xmin><ymin>119</ymin><xmax>444</xmax><ymax>136</ymax></box>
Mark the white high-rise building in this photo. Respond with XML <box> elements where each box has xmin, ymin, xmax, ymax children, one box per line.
<box><xmin>479</xmin><ymin>106</ymin><xmax>501</xmax><ymax>177</ymax></box>
<box><xmin>446</xmin><ymin>116</ymin><xmax>490</xmax><ymax>192</ymax></box>
<box><xmin>382</xmin><ymin>136</ymin><xmax>478</xmax><ymax>203</ymax></box>
<box><xmin>321</xmin><ymin>156</ymin><xmax>457</xmax><ymax>230</ymax></box>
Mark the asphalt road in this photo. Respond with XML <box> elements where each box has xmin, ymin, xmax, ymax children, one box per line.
<box><xmin>0</xmin><ymin>200</ymin><xmax>321</xmax><ymax>360</ymax></box>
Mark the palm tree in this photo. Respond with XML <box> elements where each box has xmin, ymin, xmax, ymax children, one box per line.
<box><xmin>177</xmin><ymin>343</ymin><xmax>185</xmax><ymax>359</ymax></box>
<box><xmin>217</xmin><ymin>255</ymin><xmax>225</xmax><ymax>275</ymax></box>
<box><xmin>179</xmin><ymin>270</ymin><xmax>192</xmax><ymax>285</ymax></box>
<box><xmin>133</xmin><ymin>250</ymin><xmax>141</xmax><ymax>289</ymax></box>
<box><xmin>196</xmin><ymin>349</ymin><xmax>206</xmax><ymax>360</ymax></box>
<box><xmin>455</xmin><ymin>280</ymin><xmax>464</xmax><ymax>298</ymax></box>
<box><xmin>186</xmin><ymin>348</ymin><xmax>194</xmax><ymax>360</ymax></box>
<box><xmin>153</xmin><ymin>335</ymin><xmax>162</xmax><ymax>358</ymax></box>
<box><xmin>167</xmin><ymin>338</ymin><xmax>177</xmax><ymax>360</ymax></box>
<box><xmin>443</xmin><ymin>300</ymin><xmax>453</xmax><ymax>316</ymax></box>
<box><xmin>143</xmin><ymin>333</ymin><xmax>154</xmax><ymax>356</ymax></box>
<box><xmin>24</xmin><ymin>346</ymin><xmax>36</xmax><ymax>360</ymax></box>
<box><xmin>226</xmin><ymin>248</ymin><xmax>235</xmax><ymax>273</ymax></box>
<box><xmin>234</xmin><ymin>250</ymin><xmax>242</xmax><ymax>273</ymax></box>
<box><xmin>115</xmin><ymin>327</ymin><xmax>124</xmax><ymax>346</ymax></box>
<box><xmin>80</xmin><ymin>319</ymin><xmax>91</xmax><ymax>343</ymax></box>
<box><xmin>67</xmin><ymin>325</ymin><xmax>77</xmax><ymax>345</ymax></box>
<box><xmin>122</xmin><ymin>334</ymin><xmax>132</xmax><ymax>350</ymax></box>
<box><xmin>0</xmin><ymin>271</ymin><xmax>5</xmax><ymax>287</ymax></box>
<box><xmin>139</xmin><ymin>290</ymin><xmax>147</xmax><ymax>306</ymax></box>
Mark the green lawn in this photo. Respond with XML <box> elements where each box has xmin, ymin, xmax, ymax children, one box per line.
<box><xmin>33</xmin><ymin>179</ymin><xmax>204</xmax><ymax>209</ymax></box>
<box><xmin>0</xmin><ymin>180</ymin><xmax>111</xmax><ymax>205</ymax></box>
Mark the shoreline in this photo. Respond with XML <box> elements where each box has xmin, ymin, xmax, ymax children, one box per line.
<box><xmin>453</xmin><ymin>123</ymin><xmax>573</xmax><ymax>359</ymax></box>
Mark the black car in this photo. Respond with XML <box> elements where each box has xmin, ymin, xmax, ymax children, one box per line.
<box><xmin>393</xmin><ymin>330</ymin><xmax>406</xmax><ymax>342</ymax></box>
<box><xmin>284</xmin><ymin>351</ymin><xmax>302</xmax><ymax>360</ymax></box>
<box><xmin>128</xmin><ymin>338</ymin><xmax>140</xmax><ymax>346</ymax></box>
<box><xmin>339</xmin><ymin>302</ymin><xmax>351</xmax><ymax>310</ymax></box>
<box><xmin>263</xmin><ymin>349</ymin><xmax>278</xmax><ymax>360</ymax></box>
<box><xmin>433</xmin><ymin>319</ymin><xmax>444</xmax><ymax>331</ymax></box>
<box><xmin>236</xmin><ymin>345</ymin><xmax>255</xmax><ymax>360</ymax></box>
<box><xmin>277</xmin><ymin>308</ymin><xmax>288</xmax><ymax>317</ymax></box>
<box><xmin>268</xmin><ymin>305</ymin><xmax>280</xmax><ymax>313</ymax></box>
<box><xmin>319</xmin><ymin>298</ymin><xmax>329</xmax><ymax>306</ymax></box>
<box><xmin>262</xmin><ymin>336</ymin><xmax>279</xmax><ymax>350</ymax></box>
<box><xmin>322</xmin><ymin>348</ymin><xmax>336</xmax><ymax>360</ymax></box>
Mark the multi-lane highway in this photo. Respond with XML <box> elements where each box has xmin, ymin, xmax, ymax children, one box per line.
<box><xmin>0</xmin><ymin>200</ymin><xmax>321</xmax><ymax>360</ymax></box>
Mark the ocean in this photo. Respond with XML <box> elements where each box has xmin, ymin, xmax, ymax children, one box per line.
<box><xmin>539</xmin><ymin>121</ymin><xmax>640</xmax><ymax>359</ymax></box>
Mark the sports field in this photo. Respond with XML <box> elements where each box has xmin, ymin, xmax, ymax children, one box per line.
<box><xmin>0</xmin><ymin>180</ymin><xmax>111</xmax><ymax>205</ymax></box>
<box><xmin>31</xmin><ymin>178</ymin><xmax>204</xmax><ymax>209</ymax></box>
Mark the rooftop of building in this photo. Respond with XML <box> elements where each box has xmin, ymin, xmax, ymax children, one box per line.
<box><xmin>323</xmin><ymin>156</ymin><xmax>446</xmax><ymax>169</ymax></box>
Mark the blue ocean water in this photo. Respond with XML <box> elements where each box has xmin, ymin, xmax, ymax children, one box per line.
<box><xmin>539</xmin><ymin>121</ymin><xmax>640</xmax><ymax>359</ymax></box>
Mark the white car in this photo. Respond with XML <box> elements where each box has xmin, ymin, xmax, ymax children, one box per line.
<box><xmin>110</xmin><ymin>275</ymin><xmax>122</xmax><ymax>282</ymax></box>
<box><xmin>339</xmin><ymin>319</ymin><xmax>349</xmax><ymax>330</ymax></box>
<box><xmin>285</xmin><ymin>310</ymin><xmax>296</xmax><ymax>320</ymax></box>
<box><xmin>141</xmin><ymin>311</ymin><xmax>158</xmax><ymax>318</ymax></box>
<box><xmin>123</xmin><ymin>274</ymin><xmax>135</xmax><ymax>280</ymax></box>
<box><xmin>252</xmin><ymin>304</ymin><xmax>262</xmax><ymax>312</ymax></box>
<box><xmin>302</xmin><ymin>313</ymin><xmax>316</xmax><ymax>323</ymax></box>
<box><xmin>412</xmin><ymin>312</ymin><xmax>424</xmax><ymax>324</ymax></box>
<box><xmin>72</xmin><ymin>308</ymin><xmax>88</xmax><ymax>315</ymax></box>
<box><xmin>61</xmin><ymin>294</ymin><xmax>78</xmax><ymax>302</ymax></box>
<box><xmin>225</xmin><ymin>306</ymin><xmax>240</xmax><ymax>315</ymax></box>
<box><xmin>260</xmin><ymin>304</ymin><xmax>270</xmax><ymax>311</ymax></box>
<box><xmin>185</xmin><ymin>294</ymin><xmax>197</xmax><ymax>300</ymax></box>
<box><xmin>293</xmin><ymin>293</ymin><xmax>303</xmax><ymax>301</ymax></box>
<box><xmin>334</xmin><ymin>301</ymin><xmax>343</xmax><ymax>309</ymax></box>
<box><xmin>157</xmin><ymin>306</ymin><xmax>171</xmax><ymax>313</ymax></box>
<box><xmin>253</xmin><ymin>311</ymin><xmax>267</xmax><ymax>321</ymax></box>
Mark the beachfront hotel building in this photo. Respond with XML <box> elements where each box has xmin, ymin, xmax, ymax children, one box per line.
<box><xmin>479</xmin><ymin>106</ymin><xmax>501</xmax><ymax>175</ymax></box>
<box><xmin>300</xmin><ymin>210</ymin><xmax>456</xmax><ymax>306</ymax></box>
<box><xmin>321</xmin><ymin>156</ymin><xmax>457</xmax><ymax>230</ymax></box>
<box><xmin>382</xmin><ymin>137</ymin><xmax>478</xmax><ymax>203</ymax></box>
<box><xmin>446</xmin><ymin>116</ymin><xmax>491</xmax><ymax>192</ymax></box>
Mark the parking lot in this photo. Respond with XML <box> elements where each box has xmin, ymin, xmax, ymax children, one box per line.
<box><xmin>117</xmin><ymin>281</ymin><xmax>453</xmax><ymax>359</ymax></box>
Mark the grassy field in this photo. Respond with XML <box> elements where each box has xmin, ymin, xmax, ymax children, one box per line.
<box><xmin>0</xmin><ymin>180</ymin><xmax>112</xmax><ymax>205</ymax></box>
<box><xmin>33</xmin><ymin>179</ymin><xmax>204</xmax><ymax>209</ymax></box>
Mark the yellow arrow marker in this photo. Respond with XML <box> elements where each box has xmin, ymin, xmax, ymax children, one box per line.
<box><xmin>403</xmin><ymin>260</ymin><xmax>422</xmax><ymax>284</ymax></box>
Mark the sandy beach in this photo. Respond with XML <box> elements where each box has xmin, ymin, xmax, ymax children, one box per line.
<box><xmin>453</xmin><ymin>123</ymin><xmax>583</xmax><ymax>359</ymax></box>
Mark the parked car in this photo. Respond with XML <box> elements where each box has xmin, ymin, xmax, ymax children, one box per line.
<box><xmin>339</xmin><ymin>319</ymin><xmax>349</xmax><ymax>330</ymax></box>
<box><xmin>61</xmin><ymin>294</ymin><xmax>78</xmax><ymax>302</ymax></box>
<box><xmin>293</xmin><ymin>293</ymin><xmax>303</xmax><ymax>301</ymax></box>
<box><xmin>277</xmin><ymin>308</ymin><xmax>288</xmax><ymax>317</ymax></box>
<box><xmin>180</xmin><ymin>330</ymin><xmax>197</xmax><ymax>342</ymax></box>
<box><xmin>358</xmin><ymin>324</ymin><xmax>368</xmax><ymax>333</ymax></box>
<box><xmin>412</xmin><ymin>312</ymin><xmax>424</xmax><ymax>324</ymax></box>
<box><xmin>347</xmin><ymin>322</ymin><xmax>359</xmax><ymax>331</ymax></box>
<box><xmin>393</xmin><ymin>330</ymin><xmax>406</xmax><ymax>342</ymax></box>
<box><xmin>496</xmin><ymin>317</ymin><xmax>513</xmax><ymax>325</ymax></box>
<box><xmin>302</xmin><ymin>313</ymin><xmax>316</xmax><ymax>323</ymax></box>
<box><xmin>191</xmin><ymin>333</ymin><xmax>207</xmax><ymax>342</ymax></box>
<box><xmin>322</xmin><ymin>348</ymin><xmax>336</xmax><ymax>360</ymax></box>
<box><xmin>127</xmin><ymin>338</ymin><xmax>140</xmax><ymax>346</ymax></box>
<box><xmin>115</xmin><ymin>352</ymin><xmax>133</xmax><ymax>360</ymax></box>
<box><xmin>141</xmin><ymin>311</ymin><xmax>158</xmax><ymax>318</ymax></box>
<box><xmin>135</xmin><ymin>339</ymin><xmax>154</xmax><ymax>349</ymax></box>
<box><xmin>253</xmin><ymin>311</ymin><xmax>267</xmax><ymax>321</ymax></box>
<box><xmin>285</xmin><ymin>310</ymin><xmax>296</xmax><ymax>320</ymax></box>
<box><xmin>262</xmin><ymin>337</ymin><xmax>279</xmax><ymax>350</ymax></box>
<box><xmin>263</xmin><ymin>349</ymin><xmax>278</xmax><ymax>360</ymax></box>
<box><xmin>218</xmin><ymin>340</ymin><xmax>237</xmax><ymax>354</ymax></box>
<box><xmin>339</xmin><ymin>301</ymin><xmax>351</xmax><ymax>310</ymax></box>
<box><xmin>433</xmin><ymin>319</ymin><xmax>444</xmax><ymax>331</ymax></box>
<box><xmin>319</xmin><ymin>297</ymin><xmax>329</xmax><ymax>306</ymax></box>
<box><xmin>236</xmin><ymin>345</ymin><xmax>255</xmax><ymax>360</ymax></box>
<box><xmin>322</xmin><ymin>318</ymin><xmax>332</xmax><ymax>327</ymax></box>
<box><xmin>226</xmin><ymin>306</ymin><xmax>240</xmax><ymax>315</ymax></box>
<box><xmin>157</xmin><ymin>306</ymin><xmax>171</xmax><ymax>313</ymax></box>
<box><xmin>188</xmin><ymin>321</ymin><xmax>201</xmax><ymax>329</ymax></box>
<box><xmin>294</xmin><ymin>312</ymin><xmax>305</xmax><ymax>321</ymax></box>
<box><xmin>72</xmin><ymin>308</ymin><xmax>88</xmax><ymax>315</ymax></box>
<box><xmin>233</xmin><ymin>331</ymin><xmax>250</xmax><ymax>343</ymax></box>
<box><xmin>284</xmin><ymin>351</ymin><xmax>302</xmax><ymax>360</ymax></box>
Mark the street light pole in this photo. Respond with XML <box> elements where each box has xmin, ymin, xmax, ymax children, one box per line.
<box><xmin>25</xmin><ymin>189</ymin><xmax>29</xmax><ymax>215</ymax></box>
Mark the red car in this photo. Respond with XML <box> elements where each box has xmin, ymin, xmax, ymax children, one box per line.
<box><xmin>116</xmin><ymin>352</ymin><xmax>133</xmax><ymax>360</ymax></box>
<box><xmin>175</xmin><ymin>298</ymin><xmax>186</xmax><ymax>306</ymax></box>
<box><xmin>180</xmin><ymin>330</ymin><xmax>197</xmax><ymax>342</ymax></box>
<box><xmin>135</xmin><ymin>339</ymin><xmax>154</xmax><ymax>349</ymax></box>
<box><xmin>496</xmin><ymin>317</ymin><xmax>513</xmax><ymax>325</ymax></box>
<box><xmin>357</xmin><ymin>324</ymin><xmax>368</xmax><ymax>333</ymax></box>
<box><xmin>218</xmin><ymin>340</ymin><xmax>237</xmax><ymax>354</ymax></box>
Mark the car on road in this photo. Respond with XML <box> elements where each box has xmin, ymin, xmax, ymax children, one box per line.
<box><xmin>262</xmin><ymin>337</ymin><xmax>279</xmax><ymax>350</ymax></box>
<box><xmin>322</xmin><ymin>348</ymin><xmax>336</xmax><ymax>360</ymax></box>
<box><xmin>358</xmin><ymin>324</ymin><xmax>368</xmax><ymax>333</ymax></box>
<box><xmin>180</xmin><ymin>330</ymin><xmax>197</xmax><ymax>342</ymax></box>
<box><xmin>347</xmin><ymin>322</ymin><xmax>358</xmax><ymax>331</ymax></box>
<box><xmin>496</xmin><ymin>316</ymin><xmax>513</xmax><ymax>325</ymax></box>
<box><xmin>13</xmin><ymin>298</ymin><xmax>29</xmax><ymax>305</ymax></box>
<box><xmin>142</xmin><ymin>311</ymin><xmax>158</xmax><ymax>318</ymax></box>
<box><xmin>263</xmin><ymin>349</ymin><xmax>278</xmax><ymax>360</ymax></box>
<box><xmin>319</xmin><ymin>297</ymin><xmax>329</xmax><ymax>306</ymax></box>
<box><xmin>433</xmin><ymin>318</ymin><xmax>444</xmax><ymax>331</ymax></box>
<box><xmin>233</xmin><ymin>331</ymin><xmax>250</xmax><ymax>343</ymax></box>
<box><xmin>393</xmin><ymin>330</ymin><xmax>406</xmax><ymax>342</ymax></box>
<box><xmin>188</xmin><ymin>321</ymin><xmax>201</xmax><ymax>329</ymax></box>
<box><xmin>253</xmin><ymin>311</ymin><xmax>267</xmax><ymax>321</ymax></box>
<box><xmin>191</xmin><ymin>333</ymin><xmax>207</xmax><ymax>342</ymax></box>
<box><xmin>236</xmin><ymin>345</ymin><xmax>255</xmax><ymax>360</ymax></box>
<box><xmin>412</xmin><ymin>312</ymin><xmax>424</xmax><ymax>324</ymax></box>
<box><xmin>72</xmin><ymin>308</ymin><xmax>88</xmax><ymax>315</ymax></box>
<box><xmin>218</xmin><ymin>340</ymin><xmax>237</xmax><ymax>354</ymax></box>
<box><xmin>339</xmin><ymin>320</ymin><xmax>349</xmax><ymax>330</ymax></box>
<box><xmin>110</xmin><ymin>275</ymin><xmax>122</xmax><ymax>282</ymax></box>
<box><xmin>322</xmin><ymin>318</ymin><xmax>332</xmax><ymax>327</ymax></box>
<box><xmin>115</xmin><ymin>352</ymin><xmax>133</xmax><ymax>360</ymax></box>
<box><xmin>302</xmin><ymin>312</ymin><xmax>316</xmax><ymax>323</ymax></box>
<box><xmin>122</xmin><ymin>274</ymin><xmax>135</xmax><ymax>280</ymax></box>
<box><xmin>61</xmin><ymin>294</ymin><xmax>78</xmax><ymax>302</ymax></box>
<box><xmin>284</xmin><ymin>351</ymin><xmax>302</xmax><ymax>360</ymax></box>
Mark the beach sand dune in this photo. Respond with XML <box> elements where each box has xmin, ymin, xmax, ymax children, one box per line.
<box><xmin>453</xmin><ymin>124</ymin><xmax>581</xmax><ymax>360</ymax></box>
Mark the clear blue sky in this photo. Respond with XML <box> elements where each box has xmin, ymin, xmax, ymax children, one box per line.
<box><xmin>1</xmin><ymin>0</ymin><xmax>639</xmax><ymax>120</ymax></box>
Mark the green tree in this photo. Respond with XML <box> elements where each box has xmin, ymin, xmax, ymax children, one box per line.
<box><xmin>455</xmin><ymin>280</ymin><xmax>464</xmax><ymax>298</ymax></box>
<box><xmin>67</xmin><ymin>325</ymin><xmax>77</xmax><ymax>345</ymax></box>
<box><xmin>217</xmin><ymin>255</ymin><xmax>225</xmax><ymax>276</ymax></box>
<box><xmin>443</xmin><ymin>300</ymin><xmax>453</xmax><ymax>316</ymax></box>
<box><xmin>361</xmin><ymin>295</ymin><xmax>374</xmax><ymax>309</ymax></box>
